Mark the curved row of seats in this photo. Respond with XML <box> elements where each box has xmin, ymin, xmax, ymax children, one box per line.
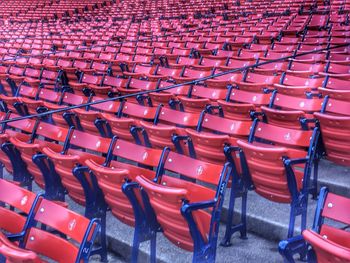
<box><xmin>0</xmin><ymin>0</ymin><xmax>350</xmax><ymax>262</ymax></box>
<box><xmin>0</xmin><ymin>0</ymin><xmax>112</xmax><ymax>20</ymax></box>
<box><xmin>0</xmin><ymin>86</ymin><xmax>348</xmax><ymax>262</ymax></box>
<box><xmin>0</xmin><ymin>110</ymin><xmax>310</xmax><ymax>259</ymax></box>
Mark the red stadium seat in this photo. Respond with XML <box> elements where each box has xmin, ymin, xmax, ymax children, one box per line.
<box><xmin>262</xmin><ymin>91</ymin><xmax>323</xmax><ymax>129</ymax></box>
<box><xmin>0</xmin><ymin>178</ymin><xmax>38</xmax><ymax>235</ymax></box>
<box><xmin>314</xmin><ymin>97</ymin><xmax>350</xmax><ymax>166</ymax></box>
<box><xmin>235</xmin><ymin>119</ymin><xmax>320</xmax><ymax>239</ymax></box>
<box><xmin>134</xmin><ymin>149</ymin><xmax>231</xmax><ymax>261</ymax></box>
<box><xmin>139</xmin><ymin>105</ymin><xmax>199</xmax><ymax>150</ymax></box>
<box><xmin>303</xmin><ymin>189</ymin><xmax>350</xmax><ymax>263</ymax></box>
<box><xmin>279</xmin><ymin>188</ymin><xmax>350</xmax><ymax>262</ymax></box>
<box><xmin>0</xmin><ymin>198</ymin><xmax>101</xmax><ymax>263</ymax></box>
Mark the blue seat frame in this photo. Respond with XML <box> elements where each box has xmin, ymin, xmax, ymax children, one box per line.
<box><xmin>224</xmin><ymin>118</ymin><xmax>321</xmax><ymax>247</ymax></box>
<box><xmin>279</xmin><ymin>187</ymin><xmax>337</xmax><ymax>263</ymax></box>
<box><xmin>124</xmin><ymin>147</ymin><xmax>233</xmax><ymax>263</ymax></box>
<box><xmin>172</xmin><ymin>107</ymin><xmax>249</xmax><ymax>247</ymax></box>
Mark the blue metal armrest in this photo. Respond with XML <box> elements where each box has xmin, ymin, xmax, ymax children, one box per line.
<box><xmin>300</xmin><ymin>117</ymin><xmax>317</xmax><ymax>130</ymax></box>
<box><xmin>172</xmin><ymin>134</ymin><xmax>196</xmax><ymax>158</ymax></box>
<box><xmin>136</xmin><ymin>94</ymin><xmax>153</xmax><ymax>107</ymax></box>
<box><xmin>182</xmin><ymin>199</ymin><xmax>217</xmax><ymax>212</ymax></box>
<box><xmin>130</xmin><ymin>126</ymin><xmax>151</xmax><ymax>147</ymax></box>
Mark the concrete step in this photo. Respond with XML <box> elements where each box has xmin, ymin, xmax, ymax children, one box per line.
<box><xmin>68</xmin><ymin>199</ymin><xmax>283</xmax><ymax>263</ymax></box>
<box><xmin>317</xmin><ymin>159</ymin><xmax>350</xmax><ymax>198</ymax></box>
<box><xmin>90</xmin><ymin>253</ymin><xmax>126</xmax><ymax>263</ymax></box>
<box><xmin>221</xmin><ymin>191</ymin><xmax>317</xmax><ymax>242</ymax></box>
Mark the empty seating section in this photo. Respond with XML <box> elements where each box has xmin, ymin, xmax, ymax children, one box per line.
<box><xmin>0</xmin><ymin>0</ymin><xmax>349</xmax><ymax>262</ymax></box>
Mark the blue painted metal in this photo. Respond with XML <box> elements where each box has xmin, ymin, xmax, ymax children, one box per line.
<box><xmin>130</xmin><ymin>126</ymin><xmax>152</xmax><ymax>147</ymax></box>
<box><xmin>32</xmin><ymin>153</ymin><xmax>66</xmax><ymax>201</ymax></box>
<box><xmin>171</xmin><ymin>134</ymin><xmax>196</xmax><ymax>158</ymax></box>
<box><xmin>7</xmin><ymin>78</ymin><xmax>18</xmax><ymax>97</ymax></box>
<box><xmin>1</xmin><ymin>142</ymin><xmax>32</xmax><ymax>189</ymax></box>
<box><xmin>196</xmin><ymin>110</ymin><xmax>206</xmax><ymax>132</ymax></box>
<box><xmin>122</xmin><ymin>182</ymin><xmax>160</xmax><ymax>263</ymax></box>
<box><xmin>221</xmin><ymin>145</ymin><xmax>249</xmax><ymax>247</ymax></box>
<box><xmin>278</xmin><ymin>235</ymin><xmax>307</xmax><ymax>263</ymax></box>
<box><xmin>77</xmin><ymin>218</ymin><xmax>102</xmax><ymax>263</ymax></box>
<box><xmin>225</xmin><ymin>84</ymin><xmax>234</xmax><ymax>102</ymax></box>
<box><xmin>94</xmin><ymin>118</ymin><xmax>114</xmax><ymax>138</ymax></box>
<box><xmin>278</xmin><ymin>187</ymin><xmax>330</xmax><ymax>263</ymax></box>
<box><xmin>73</xmin><ymin>165</ymin><xmax>108</xmax><ymax>262</ymax></box>
<box><xmin>0</xmin><ymin>82</ymin><xmax>7</xmax><ymax>96</ymax></box>
<box><xmin>63</xmin><ymin>111</ymin><xmax>84</xmax><ymax>131</ymax></box>
<box><xmin>268</xmin><ymin>89</ymin><xmax>278</xmax><ymax>108</ymax></box>
<box><xmin>152</xmin><ymin>104</ymin><xmax>163</xmax><ymax>125</ymax></box>
<box><xmin>153</xmin><ymin>147</ymin><xmax>170</xmax><ymax>183</ymax></box>
<box><xmin>247</xmin><ymin>118</ymin><xmax>259</xmax><ymax>143</ymax></box>
<box><xmin>320</xmin><ymin>95</ymin><xmax>329</xmax><ymax>113</ymax></box>
<box><xmin>283</xmin><ymin>157</ymin><xmax>309</xmax><ymax>238</ymax></box>
<box><xmin>181</xmin><ymin>162</ymin><xmax>232</xmax><ymax>262</ymax></box>
<box><xmin>205</xmin><ymin>105</ymin><xmax>224</xmax><ymax>117</ymax></box>
<box><xmin>136</xmin><ymin>94</ymin><xmax>153</xmax><ymax>106</ymax></box>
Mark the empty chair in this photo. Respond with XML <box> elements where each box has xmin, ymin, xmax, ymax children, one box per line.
<box><xmin>148</xmin><ymin>65</ymin><xmax>184</xmax><ymax>81</ymax></box>
<box><xmin>204</xmin><ymin>70</ymin><xmax>241</xmax><ymax>89</ymax></box>
<box><xmin>234</xmin><ymin>71</ymin><xmax>280</xmax><ymax>92</ymax></box>
<box><xmin>287</xmin><ymin>61</ymin><xmax>325</xmax><ymax>77</ymax></box>
<box><xmin>0</xmin><ymin>113</ymin><xmax>41</xmax><ymax>187</ymax></box>
<box><xmin>101</xmin><ymin>75</ymin><xmax>129</xmax><ymax>95</ymax></box>
<box><xmin>0</xmin><ymin>178</ymin><xmax>39</xmax><ymax>236</ymax></box>
<box><xmin>139</xmin><ymin>105</ymin><xmax>199</xmax><ymax>151</ymax></box>
<box><xmin>321</xmin><ymin>62</ymin><xmax>350</xmax><ymax>79</ymax></box>
<box><xmin>44</xmin><ymin>91</ymin><xmax>90</xmax><ymax>127</ymax></box>
<box><xmin>314</xmin><ymin>97</ymin><xmax>350</xmax><ymax>166</ymax></box>
<box><xmin>229</xmin><ymin>119</ymin><xmax>320</xmax><ymax>243</ymax></box>
<box><xmin>217</xmin><ymin>84</ymin><xmax>271</xmax><ymax>120</ymax></box>
<box><xmin>69</xmin><ymin>73</ymin><xmax>103</xmax><ymax>95</ymax></box>
<box><xmin>318</xmin><ymin>86</ymin><xmax>350</xmax><ymax>101</ymax></box>
<box><xmin>262</xmin><ymin>90</ymin><xmax>323</xmax><ymax>129</ymax></box>
<box><xmin>0</xmin><ymin>198</ymin><xmax>101</xmax><ymax>263</ymax></box>
<box><xmin>42</xmin><ymin>129</ymin><xmax>111</xmax><ymax>207</ymax></box>
<box><xmin>121</xmin><ymin>64</ymin><xmax>156</xmax><ymax>78</ymax></box>
<box><xmin>9</xmin><ymin>118</ymin><xmax>68</xmax><ymax>194</ymax></box>
<box><xmin>279</xmin><ymin>187</ymin><xmax>350</xmax><ymax>263</ymax></box>
<box><xmin>274</xmin><ymin>73</ymin><xmax>325</xmax><ymax>97</ymax></box>
<box><xmin>177</xmin><ymin>85</ymin><xmax>227</xmax><ymax>113</ymax></box>
<box><xmin>85</xmin><ymin>138</ymin><xmax>162</xmax><ymax>262</ymax></box>
<box><xmin>147</xmin><ymin>81</ymin><xmax>190</xmax><ymax>107</ymax></box>
<box><xmin>97</xmin><ymin>101</ymin><xmax>157</xmax><ymax>141</ymax></box>
<box><xmin>183</xmin><ymin>108</ymin><xmax>251</xmax><ymax>165</ymax></box>
<box><xmin>6</xmin><ymin>66</ymin><xmax>25</xmax><ymax>91</ymax></box>
<box><xmin>302</xmin><ymin>188</ymin><xmax>350</xmax><ymax>263</ymax></box>
<box><xmin>134</xmin><ymin>148</ymin><xmax>232</xmax><ymax>262</ymax></box>
<box><xmin>254</xmin><ymin>60</ymin><xmax>288</xmax><ymax>75</ymax></box>
<box><xmin>322</xmin><ymin>75</ymin><xmax>350</xmax><ymax>91</ymax></box>
<box><xmin>173</xmin><ymin>67</ymin><xmax>213</xmax><ymax>83</ymax></box>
